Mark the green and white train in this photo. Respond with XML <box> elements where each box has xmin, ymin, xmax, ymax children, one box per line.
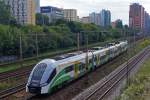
<box><xmin>26</xmin><ymin>41</ymin><xmax>128</xmax><ymax>94</ymax></box>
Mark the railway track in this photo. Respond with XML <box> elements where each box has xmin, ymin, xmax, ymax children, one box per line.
<box><xmin>0</xmin><ymin>67</ymin><xmax>31</xmax><ymax>99</ymax></box>
<box><xmin>0</xmin><ymin>47</ymin><xmax>148</xmax><ymax>100</ymax></box>
<box><xmin>0</xmin><ymin>38</ymin><xmax>146</xmax><ymax>99</ymax></box>
<box><xmin>0</xmin><ymin>84</ymin><xmax>26</xmax><ymax>99</ymax></box>
<box><xmin>0</xmin><ymin>66</ymin><xmax>33</xmax><ymax>82</ymax></box>
<box><xmin>82</xmin><ymin>46</ymin><xmax>149</xmax><ymax>100</ymax></box>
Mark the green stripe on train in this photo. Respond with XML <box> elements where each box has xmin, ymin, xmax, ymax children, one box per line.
<box><xmin>48</xmin><ymin>68</ymin><xmax>71</xmax><ymax>93</ymax></box>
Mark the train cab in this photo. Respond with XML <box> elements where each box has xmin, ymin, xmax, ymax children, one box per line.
<box><xmin>26</xmin><ymin>59</ymin><xmax>57</xmax><ymax>94</ymax></box>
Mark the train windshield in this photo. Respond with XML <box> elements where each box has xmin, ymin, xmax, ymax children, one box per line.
<box><xmin>47</xmin><ymin>69</ymin><xmax>56</xmax><ymax>83</ymax></box>
<box><xmin>31</xmin><ymin>63</ymin><xmax>47</xmax><ymax>86</ymax></box>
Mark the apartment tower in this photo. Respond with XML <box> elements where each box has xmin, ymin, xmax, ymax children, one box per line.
<box><xmin>129</xmin><ymin>3</ymin><xmax>145</xmax><ymax>30</ymax></box>
<box><xmin>4</xmin><ymin>0</ymin><xmax>35</xmax><ymax>25</ymax></box>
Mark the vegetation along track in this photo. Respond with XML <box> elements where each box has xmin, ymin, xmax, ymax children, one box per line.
<box><xmin>82</xmin><ymin>46</ymin><xmax>150</xmax><ymax>100</ymax></box>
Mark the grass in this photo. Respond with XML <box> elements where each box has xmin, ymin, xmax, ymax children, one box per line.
<box><xmin>0</xmin><ymin>76</ymin><xmax>27</xmax><ymax>91</ymax></box>
<box><xmin>128</xmin><ymin>39</ymin><xmax>150</xmax><ymax>57</ymax></box>
<box><xmin>117</xmin><ymin>50</ymin><xmax>150</xmax><ymax>100</ymax></box>
<box><xmin>0</xmin><ymin>60</ymin><xmax>37</xmax><ymax>73</ymax></box>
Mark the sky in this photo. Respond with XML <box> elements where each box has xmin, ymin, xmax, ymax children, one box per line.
<box><xmin>41</xmin><ymin>0</ymin><xmax>150</xmax><ymax>25</ymax></box>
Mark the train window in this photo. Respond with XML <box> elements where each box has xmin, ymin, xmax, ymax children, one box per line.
<box><xmin>89</xmin><ymin>59</ymin><xmax>92</xmax><ymax>64</ymax></box>
<box><xmin>100</xmin><ymin>55</ymin><xmax>104</xmax><ymax>60</ymax></box>
<box><xmin>47</xmin><ymin>69</ymin><xmax>56</xmax><ymax>83</ymax></box>
<box><xmin>31</xmin><ymin>63</ymin><xmax>47</xmax><ymax>84</ymax></box>
<box><xmin>79</xmin><ymin>63</ymin><xmax>84</xmax><ymax>70</ymax></box>
<box><xmin>93</xmin><ymin>56</ymin><xmax>96</xmax><ymax>62</ymax></box>
<box><xmin>91</xmin><ymin>48</ymin><xmax>98</xmax><ymax>50</ymax></box>
<box><xmin>65</xmin><ymin>65</ymin><xmax>74</xmax><ymax>73</ymax></box>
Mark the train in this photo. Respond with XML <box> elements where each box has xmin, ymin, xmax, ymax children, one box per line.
<box><xmin>26</xmin><ymin>41</ymin><xmax>128</xmax><ymax>94</ymax></box>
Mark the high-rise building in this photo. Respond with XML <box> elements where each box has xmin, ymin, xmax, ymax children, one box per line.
<box><xmin>129</xmin><ymin>3</ymin><xmax>145</xmax><ymax>30</ymax></box>
<box><xmin>34</xmin><ymin>0</ymin><xmax>40</xmax><ymax>13</ymax></box>
<box><xmin>4</xmin><ymin>0</ymin><xmax>35</xmax><ymax>25</ymax></box>
<box><xmin>89</xmin><ymin>12</ymin><xmax>100</xmax><ymax>25</ymax></box>
<box><xmin>144</xmin><ymin>11</ymin><xmax>150</xmax><ymax>33</ymax></box>
<box><xmin>115</xmin><ymin>19</ymin><xmax>123</xmax><ymax>28</ymax></box>
<box><xmin>27</xmin><ymin>0</ymin><xmax>35</xmax><ymax>25</ymax></box>
<box><xmin>100</xmin><ymin>9</ymin><xmax>111</xmax><ymax>27</ymax></box>
<box><xmin>111</xmin><ymin>19</ymin><xmax>123</xmax><ymax>29</ymax></box>
<box><xmin>40</xmin><ymin>6</ymin><xmax>64</xmax><ymax>23</ymax></box>
<box><xmin>63</xmin><ymin>9</ymin><xmax>78</xmax><ymax>22</ymax></box>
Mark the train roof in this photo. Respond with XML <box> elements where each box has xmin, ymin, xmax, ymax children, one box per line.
<box><xmin>56</xmin><ymin>52</ymin><xmax>93</xmax><ymax>66</ymax></box>
<box><xmin>52</xmin><ymin>51</ymin><xmax>83</xmax><ymax>61</ymax></box>
<box><xmin>41</xmin><ymin>41</ymin><xmax>128</xmax><ymax>68</ymax></box>
<box><xmin>92</xmin><ymin>46</ymin><xmax>104</xmax><ymax>49</ymax></box>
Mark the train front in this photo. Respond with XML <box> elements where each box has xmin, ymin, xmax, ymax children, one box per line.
<box><xmin>26</xmin><ymin>59</ymin><xmax>56</xmax><ymax>94</ymax></box>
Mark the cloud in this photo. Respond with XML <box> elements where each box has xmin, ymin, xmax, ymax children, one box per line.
<box><xmin>41</xmin><ymin>0</ymin><xmax>150</xmax><ymax>24</ymax></box>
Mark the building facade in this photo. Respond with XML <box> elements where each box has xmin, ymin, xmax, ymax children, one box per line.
<box><xmin>129</xmin><ymin>3</ymin><xmax>145</xmax><ymax>30</ymax></box>
<box><xmin>80</xmin><ymin>16</ymin><xmax>90</xmax><ymax>24</ymax></box>
<box><xmin>63</xmin><ymin>9</ymin><xmax>78</xmax><ymax>22</ymax></box>
<box><xmin>100</xmin><ymin>9</ymin><xmax>111</xmax><ymax>27</ymax></box>
<box><xmin>27</xmin><ymin>0</ymin><xmax>35</xmax><ymax>25</ymax></box>
<box><xmin>34</xmin><ymin>0</ymin><xmax>40</xmax><ymax>13</ymax></box>
<box><xmin>89</xmin><ymin>12</ymin><xmax>100</xmax><ymax>25</ymax></box>
<box><xmin>144</xmin><ymin>11</ymin><xmax>150</xmax><ymax>33</ymax></box>
<box><xmin>111</xmin><ymin>22</ymin><xmax>116</xmax><ymax>28</ymax></box>
<box><xmin>4</xmin><ymin>0</ymin><xmax>35</xmax><ymax>25</ymax></box>
<box><xmin>40</xmin><ymin>6</ymin><xmax>64</xmax><ymax>23</ymax></box>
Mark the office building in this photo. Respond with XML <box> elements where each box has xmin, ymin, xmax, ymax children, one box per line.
<box><xmin>63</xmin><ymin>9</ymin><xmax>78</xmax><ymax>21</ymax></box>
<box><xmin>100</xmin><ymin>9</ymin><xmax>111</xmax><ymax>27</ymax></box>
<box><xmin>41</xmin><ymin>6</ymin><xmax>64</xmax><ymax>23</ymax></box>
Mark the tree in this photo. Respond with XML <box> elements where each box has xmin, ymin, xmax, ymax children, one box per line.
<box><xmin>54</xmin><ymin>19</ymin><xmax>67</xmax><ymax>25</ymax></box>
<box><xmin>36</xmin><ymin>13</ymin><xmax>49</xmax><ymax>25</ymax></box>
<box><xmin>124</xmin><ymin>25</ymin><xmax>129</xmax><ymax>29</ymax></box>
<box><xmin>0</xmin><ymin>1</ymin><xmax>15</xmax><ymax>25</ymax></box>
<box><xmin>115</xmin><ymin>19</ymin><xmax>123</xmax><ymax>29</ymax></box>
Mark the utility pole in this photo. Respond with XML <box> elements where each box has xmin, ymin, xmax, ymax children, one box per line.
<box><xmin>126</xmin><ymin>30</ymin><xmax>130</xmax><ymax>86</ymax></box>
<box><xmin>35</xmin><ymin>32</ymin><xmax>39</xmax><ymax>60</ymax></box>
<box><xmin>86</xmin><ymin>34</ymin><xmax>89</xmax><ymax>70</ymax></box>
<box><xmin>77</xmin><ymin>32</ymin><xmax>80</xmax><ymax>52</ymax></box>
<box><xmin>134</xmin><ymin>29</ymin><xmax>136</xmax><ymax>54</ymax></box>
<box><xmin>42</xmin><ymin>14</ymin><xmax>44</xmax><ymax>26</ymax></box>
<box><xmin>19</xmin><ymin>33</ymin><xmax>23</xmax><ymax>67</ymax></box>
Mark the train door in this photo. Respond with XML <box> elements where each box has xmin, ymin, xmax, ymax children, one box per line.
<box><xmin>106</xmin><ymin>50</ymin><xmax>109</xmax><ymax>61</ymax></box>
<box><xmin>90</xmin><ymin>52</ymin><xmax>95</xmax><ymax>70</ymax></box>
<box><xmin>92</xmin><ymin>54</ymin><xmax>96</xmax><ymax>69</ymax></box>
<box><xmin>74</xmin><ymin>63</ymin><xmax>78</xmax><ymax>78</ymax></box>
<box><xmin>96</xmin><ymin>55</ymin><xmax>100</xmax><ymax>66</ymax></box>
